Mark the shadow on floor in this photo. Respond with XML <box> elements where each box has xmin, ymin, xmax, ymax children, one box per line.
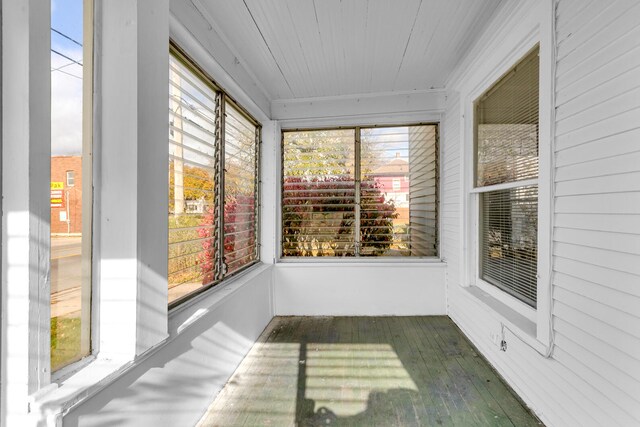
<box><xmin>200</xmin><ymin>316</ymin><xmax>543</xmax><ymax>427</ymax></box>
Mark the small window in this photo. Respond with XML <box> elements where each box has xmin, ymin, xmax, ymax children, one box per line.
<box><xmin>282</xmin><ymin>124</ymin><xmax>438</xmax><ymax>258</ymax></box>
<box><xmin>474</xmin><ymin>46</ymin><xmax>539</xmax><ymax>308</ymax></box>
<box><xmin>66</xmin><ymin>170</ymin><xmax>75</xmax><ymax>187</ymax></box>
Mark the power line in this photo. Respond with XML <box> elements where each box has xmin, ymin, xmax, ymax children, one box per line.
<box><xmin>52</xmin><ymin>68</ymin><xmax>82</xmax><ymax>80</ymax></box>
<box><xmin>51</xmin><ymin>62</ymin><xmax>76</xmax><ymax>73</ymax></box>
<box><xmin>51</xmin><ymin>49</ymin><xmax>83</xmax><ymax>67</ymax></box>
<box><xmin>51</xmin><ymin>27</ymin><xmax>82</xmax><ymax>47</ymax></box>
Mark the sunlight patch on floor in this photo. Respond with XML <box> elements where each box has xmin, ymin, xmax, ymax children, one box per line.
<box><xmin>304</xmin><ymin>343</ymin><xmax>418</xmax><ymax>416</ymax></box>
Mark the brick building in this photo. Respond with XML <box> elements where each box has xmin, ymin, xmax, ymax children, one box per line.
<box><xmin>50</xmin><ymin>156</ymin><xmax>83</xmax><ymax>234</ymax></box>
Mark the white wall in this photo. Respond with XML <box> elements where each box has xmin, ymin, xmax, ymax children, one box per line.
<box><xmin>274</xmin><ymin>263</ymin><xmax>446</xmax><ymax>316</ymax></box>
<box><xmin>443</xmin><ymin>1</ymin><xmax>640</xmax><ymax>426</ymax></box>
<box><xmin>64</xmin><ymin>266</ymin><xmax>273</xmax><ymax>427</ymax></box>
<box><xmin>272</xmin><ymin>70</ymin><xmax>447</xmax><ymax>319</ymax></box>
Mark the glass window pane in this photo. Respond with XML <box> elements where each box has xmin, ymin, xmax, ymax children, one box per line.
<box><xmin>282</xmin><ymin>129</ymin><xmax>356</xmax><ymax>257</ymax></box>
<box><xmin>50</xmin><ymin>0</ymin><xmax>91</xmax><ymax>371</ymax></box>
<box><xmin>480</xmin><ymin>186</ymin><xmax>538</xmax><ymax>307</ymax></box>
<box><xmin>168</xmin><ymin>52</ymin><xmax>218</xmax><ymax>304</ymax></box>
<box><xmin>475</xmin><ymin>46</ymin><xmax>540</xmax><ymax>307</ymax></box>
<box><xmin>475</xmin><ymin>47</ymin><xmax>539</xmax><ymax>187</ymax></box>
<box><xmin>360</xmin><ymin>125</ymin><xmax>438</xmax><ymax>257</ymax></box>
<box><xmin>223</xmin><ymin>103</ymin><xmax>258</xmax><ymax>273</ymax></box>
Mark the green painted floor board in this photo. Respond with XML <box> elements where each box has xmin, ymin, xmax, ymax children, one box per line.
<box><xmin>198</xmin><ymin>316</ymin><xmax>543</xmax><ymax>427</ymax></box>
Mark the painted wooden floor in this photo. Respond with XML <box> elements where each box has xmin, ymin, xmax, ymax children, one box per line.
<box><xmin>198</xmin><ymin>316</ymin><xmax>543</xmax><ymax>427</ymax></box>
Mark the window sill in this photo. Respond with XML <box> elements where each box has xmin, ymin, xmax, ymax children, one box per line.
<box><xmin>463</xmin><ymin>285</ymin><xmax>549</xmax><ymax>354</ymax></box>
<box><xmin>278</xmin><ymin>257</ymin><xmax>446</xmax><ymax>266</ymax></box>
<box><xmin>30</xmin><ymin>262</ymin><xmax>272</xmax><ymax>421</ymax></box>
<box><xmin>29</xmin><ymin>356</ymin><xmax>134</xmax><ymax>420</ymax></box>
<box><xmin>168</xmin><ymin>263</ymin><xmax>272</xmax><ymax>334</ymax></box>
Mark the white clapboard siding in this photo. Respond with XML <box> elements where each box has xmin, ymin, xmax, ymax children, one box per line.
<box><xmin>555</xmin><ymin>212</ymin><xmax>640</xmax><ymax>235</ymax></box>
<box><xmin>556</xmin><ymin>1</ymin><xmax>639</xmax><ymax>68</ymax></box>
<box><xmin>556</xmin><ymin>126</ymin><xmax>640</xmax><ymax>167</ymax></box>
<box><xmin>554</xmin><ymin>256</ymin><xmax>640</xmax><ymax>298</ymax></box>
<box><xmin>556</xmin><ymin>0</ymin><xmax>638</xmax><ymax>60</ymax></box>
<box><xmin>441</xmin><ymin>92</ymin><xmax>462</xmax><ymax>286</ymax></box>
<box><xmin>443</xmin><ymin>0</ymin><xmax>640</xmax><ymax>426</ymax></box>
<box><xmin>555</xmin><ymin>150</ymin><xmax>640</xmax><ymax>181</ymax></box>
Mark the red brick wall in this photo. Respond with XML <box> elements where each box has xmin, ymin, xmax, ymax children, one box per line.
<box><xmin>51</xmin><ymin>156</ymin><xmax>83</xmax><ymax>234</ymax></box>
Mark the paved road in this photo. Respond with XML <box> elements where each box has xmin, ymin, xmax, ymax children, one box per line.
<box><xmin>51</xmin><ymin>237</ymin><xmax>82</xmax><ymax>317</ymax></box>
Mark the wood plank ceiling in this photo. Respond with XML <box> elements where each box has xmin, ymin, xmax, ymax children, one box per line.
<box><xmin>197</xmin><ymin>0</ymin><xmax>502</xmax><ymax>101</ymax></box>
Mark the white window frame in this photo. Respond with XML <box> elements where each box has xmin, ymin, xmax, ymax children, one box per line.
<box><xmin>66</xmin><ymin>170</ymin><xmax>75</xmax><ymax>187</ymax></box>
<box><xmin>167</xmin><ymin>43</ymin><xmax>262</xmax><ymax>308</ymax></box>
<box><xmin>462</xmin><ymin>5</ymin><xmax>554</xmax><ymax>346</ymax></box>
<box><xmin>279</xmin><ymin>123</ymin><xmax>441</xmax><ymax>261</ymax></box>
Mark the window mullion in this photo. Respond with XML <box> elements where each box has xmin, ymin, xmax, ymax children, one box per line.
<box><xmin>215</xmin><ymin>93</ymin><xmax>226</xmax><ymax>280</ymax></box>
<box><xmin>254</xmin><ymin>126</ymin><xmax>261</xmax><ymax>262</ymax></box>
<box><xmin>355</xmin><ymin>127</ymin><xmax>361</xmax><ymax>256</ymax></box>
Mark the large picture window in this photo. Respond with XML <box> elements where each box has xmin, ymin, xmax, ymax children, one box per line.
<box><xmin>168</xmin><ymin>45</ymin><xmax>260</xmax><ymax>306</ymax></box>
<box><xmin>474</xmin><ymin>46</ymin><xmax>539</xmax><ymax>308</ymax></box>
<box><xmin>282</xmin><ymin>124</ymin><xmax>438</xmax><ymax>258</ymax></box>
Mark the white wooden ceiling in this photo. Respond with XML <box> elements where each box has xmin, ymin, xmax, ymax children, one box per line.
<box><xmin>198</xmin><ymin>0</ymin><xmax>502</xmax><ymax>101</ymax></box>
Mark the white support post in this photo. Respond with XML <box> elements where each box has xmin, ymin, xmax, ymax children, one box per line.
<box><xmin>260</xmin><ymin>120</ymin><xmax>280</xmax><ymax>265</ymax></box>
<box><xmin>1</xmin><ymin>0</ymin><xmax>52</xmax><ymax>423</ymax></box>
<box><xmin>98</xmin><ymin>0</ymin><xmax>169</xmax><ymax>360</ymax></box>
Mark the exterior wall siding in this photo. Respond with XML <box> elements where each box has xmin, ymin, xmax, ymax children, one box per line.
<box><xmin>443</xmin><ymin>1</ymin><xmax>640</xmax><ymax>426</ymax></box>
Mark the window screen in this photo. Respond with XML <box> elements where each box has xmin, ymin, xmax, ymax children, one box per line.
<box><xmin>475</xmin><ymin>46</ymin><xmax>539</xmax><ymax>307</ymax></box>
<box><xmin>282</xmin><ymin>125</ymin><xmax>438</xmax><ymax>258</ymax></box>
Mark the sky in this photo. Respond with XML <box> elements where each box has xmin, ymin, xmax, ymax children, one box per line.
<box><xmin>51</xmin><ymin>0</ymin><xmax>84</xmax><ymax>156</ymax></box>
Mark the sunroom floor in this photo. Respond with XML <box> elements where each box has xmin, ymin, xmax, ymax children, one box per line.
<box><xmin>197</xmin><ymin>316</ymin><xmax>543</xmax><ymax>426</ymax></box>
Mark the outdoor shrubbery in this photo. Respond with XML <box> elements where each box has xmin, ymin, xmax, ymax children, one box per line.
<box><xmin>282</xmin><ymin>176</ymin><xmax>397</xmax><ymax>256</ymax></box>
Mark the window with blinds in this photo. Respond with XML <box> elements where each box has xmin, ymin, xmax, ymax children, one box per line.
<box><xmin>282</xmin><ymin>125</ymin><xmax>438</xmax><ymax>258</ymax></box>
<box><xmin>168</xmin><ymin>45</ymin><xmax>260</xmax><ymax>306</ymax></box>
<box><xmin>475</xmin><ymin>46</ymin><xmax>539</xmax><ymax>308</ymax></box>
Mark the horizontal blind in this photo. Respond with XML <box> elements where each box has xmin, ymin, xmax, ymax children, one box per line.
<box><xmin>476</xmin><ymin>47</ymin><xmax>539</xmax><ymax>187</ymax></box>
<box><xmin>480</xmin><ymin>186</ymin><xmax>538</xmax><ymax>307</ymax></box>
<box><xmin>224</xmin><ymin>102</ymin><xmax>258</xmax><ymax>273</ymax></box>
<box><xmin>168</xmin><ymin>54</ymin><xmax>218</xmax><ymax>303</ymax></box>
<box><xmin>360</xmin><ymin>125</ymin><xmax>438</xmax><ymax>256</ymax></box>
<box><xmin>476</xmin><ymin>46</ymin><xmax>540</xmax><ymax>308</ymax></box>
<box><xmin>282</xmin><ymin>129</ymin><xmax>356</xmax><ymax>256</ymax></box>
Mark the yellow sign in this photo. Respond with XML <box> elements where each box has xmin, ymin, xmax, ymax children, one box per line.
<box><xmin>51</xmin><ymin>182</ymin><xmax>64</xmax><ymax>190</ymax></box>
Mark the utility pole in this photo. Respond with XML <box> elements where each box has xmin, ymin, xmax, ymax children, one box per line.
<box><xmin>170</xmin><ymin>63</ymin><xmax>184</xmax><ymax>214</ymax></box>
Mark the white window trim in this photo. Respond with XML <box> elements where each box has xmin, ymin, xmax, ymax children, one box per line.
<box><xmin>66</xmin><ymin>170</ymin><xmax>75</xmax><ymax>187</ymax></box>
<box><xmin>461</xmin><ymin>0</ymin><xmax>554</xmax><ymax>348</ymax></box>
<box><xmin>278</xmin><ymin>123</ymin><xmax>442</xmax><ymax>262</ymax></box>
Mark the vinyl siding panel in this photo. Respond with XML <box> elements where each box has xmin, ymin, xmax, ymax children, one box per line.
<box><xmin>443</xmin><ymin>0</ymin><xmax>640</xmax><ymax>425</ymax></box>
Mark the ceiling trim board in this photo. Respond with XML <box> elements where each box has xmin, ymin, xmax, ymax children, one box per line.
<box><xmin>271</xmin><ymin>89</ymin><xmax>446</xmax><ymax>122</ymax></box>
<box><xmin>278</xmin><ymin>111</ymin><xmax>444</xmax><ymax>130</ymax></box>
